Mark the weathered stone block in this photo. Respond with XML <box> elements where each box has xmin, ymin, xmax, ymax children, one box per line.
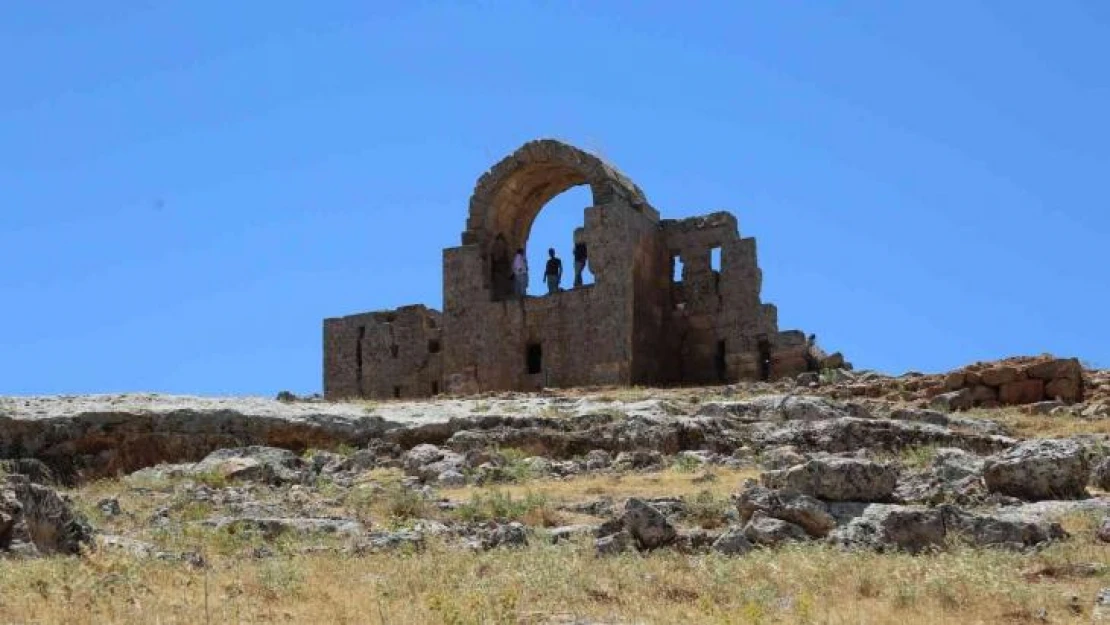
<box><xmin>999</xmin><ymin>379</ymin><xmax>1045</xmax><ymax>405</ymax></box>
<box><xmin>1045</xmin><ymin>377</ymin><xmax>1081</xmax><ymax>403</ymax></box>
<box><xmin>1026</xmin><ymin>358</ymin><xmax>1082</xmax><ymax>382</ymax></box>
<box><xmin>979</xmin><ymin>366</ymin><xmax>1019</xmax><ymax>387</ymax></box>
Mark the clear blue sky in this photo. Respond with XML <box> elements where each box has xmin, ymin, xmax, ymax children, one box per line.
<box><xmin>3</xmin><ymin>2</ymin><xmax>1107</xmax><ymax>396</ymax></box>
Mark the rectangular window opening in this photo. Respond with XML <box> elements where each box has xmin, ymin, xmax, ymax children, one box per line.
<box><xmin>671</xmin><ymin>254</ymin><xmax>684</xmax><ymax>284</ymax></box>
<box><xmin>525</xmin><ymin>343</ymin><xmax>543</xmax><ymax>375</ymax></box>
<box><xmin>431</xmin><ymin>381</ymin><xmax>439</xmax><ymax>395</ymax></box>
<box><xmin>428</xmin><ymin>339</ymin><xmax>441</xmax><ymax>354</ymax></box>
<box><xmin>390</xmin><ymin>345</ymin><xmax>399</xmax><ymax>358</ymax></box>
<box><xmin>393</xmin><ymin>386</ymin><xmax>401</xmax><ymax>399</ymax></box>
<box><xmin>710</xmin><ymin>246</ymin><xmax>722</xmax><ymax>272</ymax></box>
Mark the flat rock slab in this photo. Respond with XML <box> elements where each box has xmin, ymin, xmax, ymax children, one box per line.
<box><xmin>0</xmin><ymin>394</ymin><xmax>684</xmax><ymax>481</ymax></box>
<box><xmin>0</xmin><ymin>394</ymin><xmax>417</xmax><ymax>481</ymax></box>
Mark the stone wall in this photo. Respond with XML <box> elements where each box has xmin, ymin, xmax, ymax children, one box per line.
<box><xmin>323</xmin><ymin>139</ymin><xmax>840</xmax><ymax>399</ymax></box>
<box><xmin>323</xmin><ymin>305</ymin><xmax>442</xmax><ymax>399</ymax></box>
<box><xmin>933</xmin><ymin>357</ymin><xmax>1085</xmax><ymax>408</ymax></box>
<box><xmin>440</xmin><ymin>198</ymin><xmax>648</xmax><ymax>394</ymax></box>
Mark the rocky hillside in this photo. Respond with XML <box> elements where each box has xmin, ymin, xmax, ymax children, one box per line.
<box><xmin>2</xmin><ymin>356</ymin><xmax>1110</xmax><ymax>623</ymax></box>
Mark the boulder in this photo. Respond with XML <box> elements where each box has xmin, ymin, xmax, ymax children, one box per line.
<box><xmin>547</xmin><ymin>525</ymin><xmax>596</xmax><ymax>544</ymax></box>
<box><xmin>759</xmin><ymin>446</ymin><xmax>807</xmax><ymax>470</ymax></box>
<box><xmin>931</xmin><ymin>448</ymin><xmax>985</xmax><ymax>482</ymax></box>
<box><xmin>481</xmin><ymin>522</ymin><xmax>528</xmax><ymax>549</ymax></box>
<box><xmin>192</xmin><ymin>446</ymin><xmax>309</xmax><ymax>486</ymax></box>
<box><xmin>941</xmin><ymin>505</ymin><xmax>1067</xmax><ymax>549</ymax></box>
<box><xmin>97</xmin><ymin>497</ymin><xmax>122</xmax><ymax>517</ymax></box>
<box><xmin>1099</xmin><ymin>517</ymin><xmax>1110</xmax><ymax>544</ymax></box>
<box><xmin>742</xmin><ymin>513</ymin><xmax>809</xmax><ymax>546</ymax></box>
<box><xmin>402</xmin><ymin>443</ymin><xmax>446</xmax><ymax>469</ymax></box>
<box><xmin>829</xmin><ymin>505</ymin><xmax>945</xmax><ymax>554</ymax></box>
<box><xmin>797</xmin><ymin>372</ymin><xmax>820</xmax><ymax>386</ymax></box>
<box><xmin>1093</xmin><ymin>458</ymin><xmax>1110</xmax><ymax>491</ymax></box>
<box><xmin>892</xmin><ymin>448</ymin><xmax>988</xmax><ymax>505</ymax></box>
<box><xmin>931</xmin><ymin>389</ymin><xmax>973</xmax><ymax>412</ymax></box>
<box><xmin>584</xmin><ymin>449</ymin><xmax>612</xmax><ymax>471</ymax></box>
<box><xmin>828</xmin><ymin>502</ymin><xmax>1062</xmax><ymax>553</ymax></box>
<box><xmin>612</xmin><ymin>450</ymin><xmax>665</xmax><ymax>471</ymax></box>
<box><xmin>0</xmin><ymin>474</ymin><xmax>93</xmax><ymax>556</ymax></box>
<box><xmin>711</xmin><ymin>527</ymin><xmax>754</xmax><ymax>555</ymax></box>
<box><xmin>761</xmin><ymin>457</ymin><xmax>897</xmax><ymax>502</ymax></box>
<box><xmin>734</xmin><ymin>484</ymin><xmax>835</xmax><ymax>537</ymax></box>
<box><xmin>436</xmin><ymin>470</ymin><xmax>467</xmax><ymax>487</ymax></box>
<box><xmin>620</xmin><ymin>498</ymin><xmax>676</xmax><ymax>550</ymax></box>
<box><xmin>0</xmin><ymin>459</ymin><xmax>58</xmax><ymax>485</ymax></box>
<box><xmin>401</xmin><ymin>444</ymin><xmax>465</xmax><ymax>482</ymax></box>
<box><xmin>983</xmin><ymin>439</ymin><xmax>1089</xmax><ymax>500</ymax></box>
<box><xmin>894</xmin><ymin>472</ymin><xmax>985</xmax><ymax>506</ymax></box>
<box><xmin>674</xmin><ymin>528</ymin><xmax>718</xmax><ymax>552</ymax></box>
<box><xmin>595</xmin><ymin>530</ymin><xmax>633</xmax><ymax>556</ymax></box>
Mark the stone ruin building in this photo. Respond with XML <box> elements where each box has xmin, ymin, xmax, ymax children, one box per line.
<box><xmin>323</xmin><ymin>139</ymin><xmax>845</xmax><ymax>399</ymax></box>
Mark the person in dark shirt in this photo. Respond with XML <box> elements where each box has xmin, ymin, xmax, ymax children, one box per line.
<box><xmin>543</xmin><ymin>248</ymin><xmax>563</xmax><ymax>295</ymax></box>
<box><xmin>573</xmin><ymin>242</ymin><xmax>587</xmax><ymax>287</ymax></box>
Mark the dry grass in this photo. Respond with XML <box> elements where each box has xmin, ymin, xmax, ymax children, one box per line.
<box><xmin>443</xmin><ymin>467</ymin><xmax>758</xmax><ymax>504</ymax></box>
<box><xmin>966</xmin><ymin>408</ymin><xmax>1110</xmax><ymax>439</ymax></box>
<box><xmin>1</xmin><ymin>525</ymin><xmax>1108</xmax><ymax>624</ymax></box>
<box><xmin>21</xmin><ymin>395</ymin><xmax>1110</xmax><ymax>623</ymax></box>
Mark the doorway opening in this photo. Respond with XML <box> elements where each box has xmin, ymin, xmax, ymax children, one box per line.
<box><xmin>525</xmin><ymin>343</ymin><xmax>543</xmax><ymax>375</ymax></box>
<box><xmin>757</xmin><ymin>337</ymin><xmax>772</xmax><ymax>382</ymax></box>
<box><xmin>716</xmin><ymin>339</ymin><xmax>728</xmax><ymax>382</ymax></box>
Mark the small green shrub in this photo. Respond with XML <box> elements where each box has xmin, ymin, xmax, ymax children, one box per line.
<box><xmin>453</xmin><ymin>491</ymin><xmax>555</xmax><ymax>525</ymax></box>
<box><xmin>683</xmin><ymin>490</ymin><xmax>730</xmax><ymax>529</ymax></box>
<box><xmin>192</xmin><ymin>470</ymin><xmax>229</xmax><ymax>489</ymax></box>
<box><xmin>671</xmin><ymin>454</ymin><xmax>702</xmax><ymax>473</ymax></box>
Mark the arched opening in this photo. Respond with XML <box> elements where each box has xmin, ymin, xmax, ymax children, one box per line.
<box><xmin>463</xmin><ymin>140</ymin><xmax>655</xmax><ymax>301</ymax></box>
<box><xmin>525</xmin><ymin>185</ymin><xmax>594</xmax><ymax>296</ymax></box>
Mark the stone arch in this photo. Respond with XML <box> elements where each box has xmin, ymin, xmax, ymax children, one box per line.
<box><xmin>462</xmin><ymin>139</ymin><xmax>652</xmax><ymax>251</ymax></box>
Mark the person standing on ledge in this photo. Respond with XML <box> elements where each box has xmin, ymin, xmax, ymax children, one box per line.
<box><xmin>512</xmin><ymin>248</ymin><xmax>528</xmax><ymax>298</ymax></box>
<box><xmin>573</xmin><ymin>241</ymin><xmax>587</xmax><ymax>287</ymax></box>
<box><xmin>543</xmin><ymin>247</ymin><xmax>563</xmax><ymax>295</ymax></box>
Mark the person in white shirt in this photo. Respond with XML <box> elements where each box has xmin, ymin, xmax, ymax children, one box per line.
<box><xmin>512</xmin><ymin>248</ymin><xmax>528</xmax><ymax>298</ymax></box>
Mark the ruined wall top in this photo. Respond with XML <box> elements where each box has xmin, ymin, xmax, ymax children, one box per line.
<box><xmin>660</xmin><ymin>211</ymin><xmax>739</xmax><ymax>235</ymax></box>
<box><xmin>462</xmin><ymin>139</ymin><xmax>658</xmax><ymax>250</ymax></box>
